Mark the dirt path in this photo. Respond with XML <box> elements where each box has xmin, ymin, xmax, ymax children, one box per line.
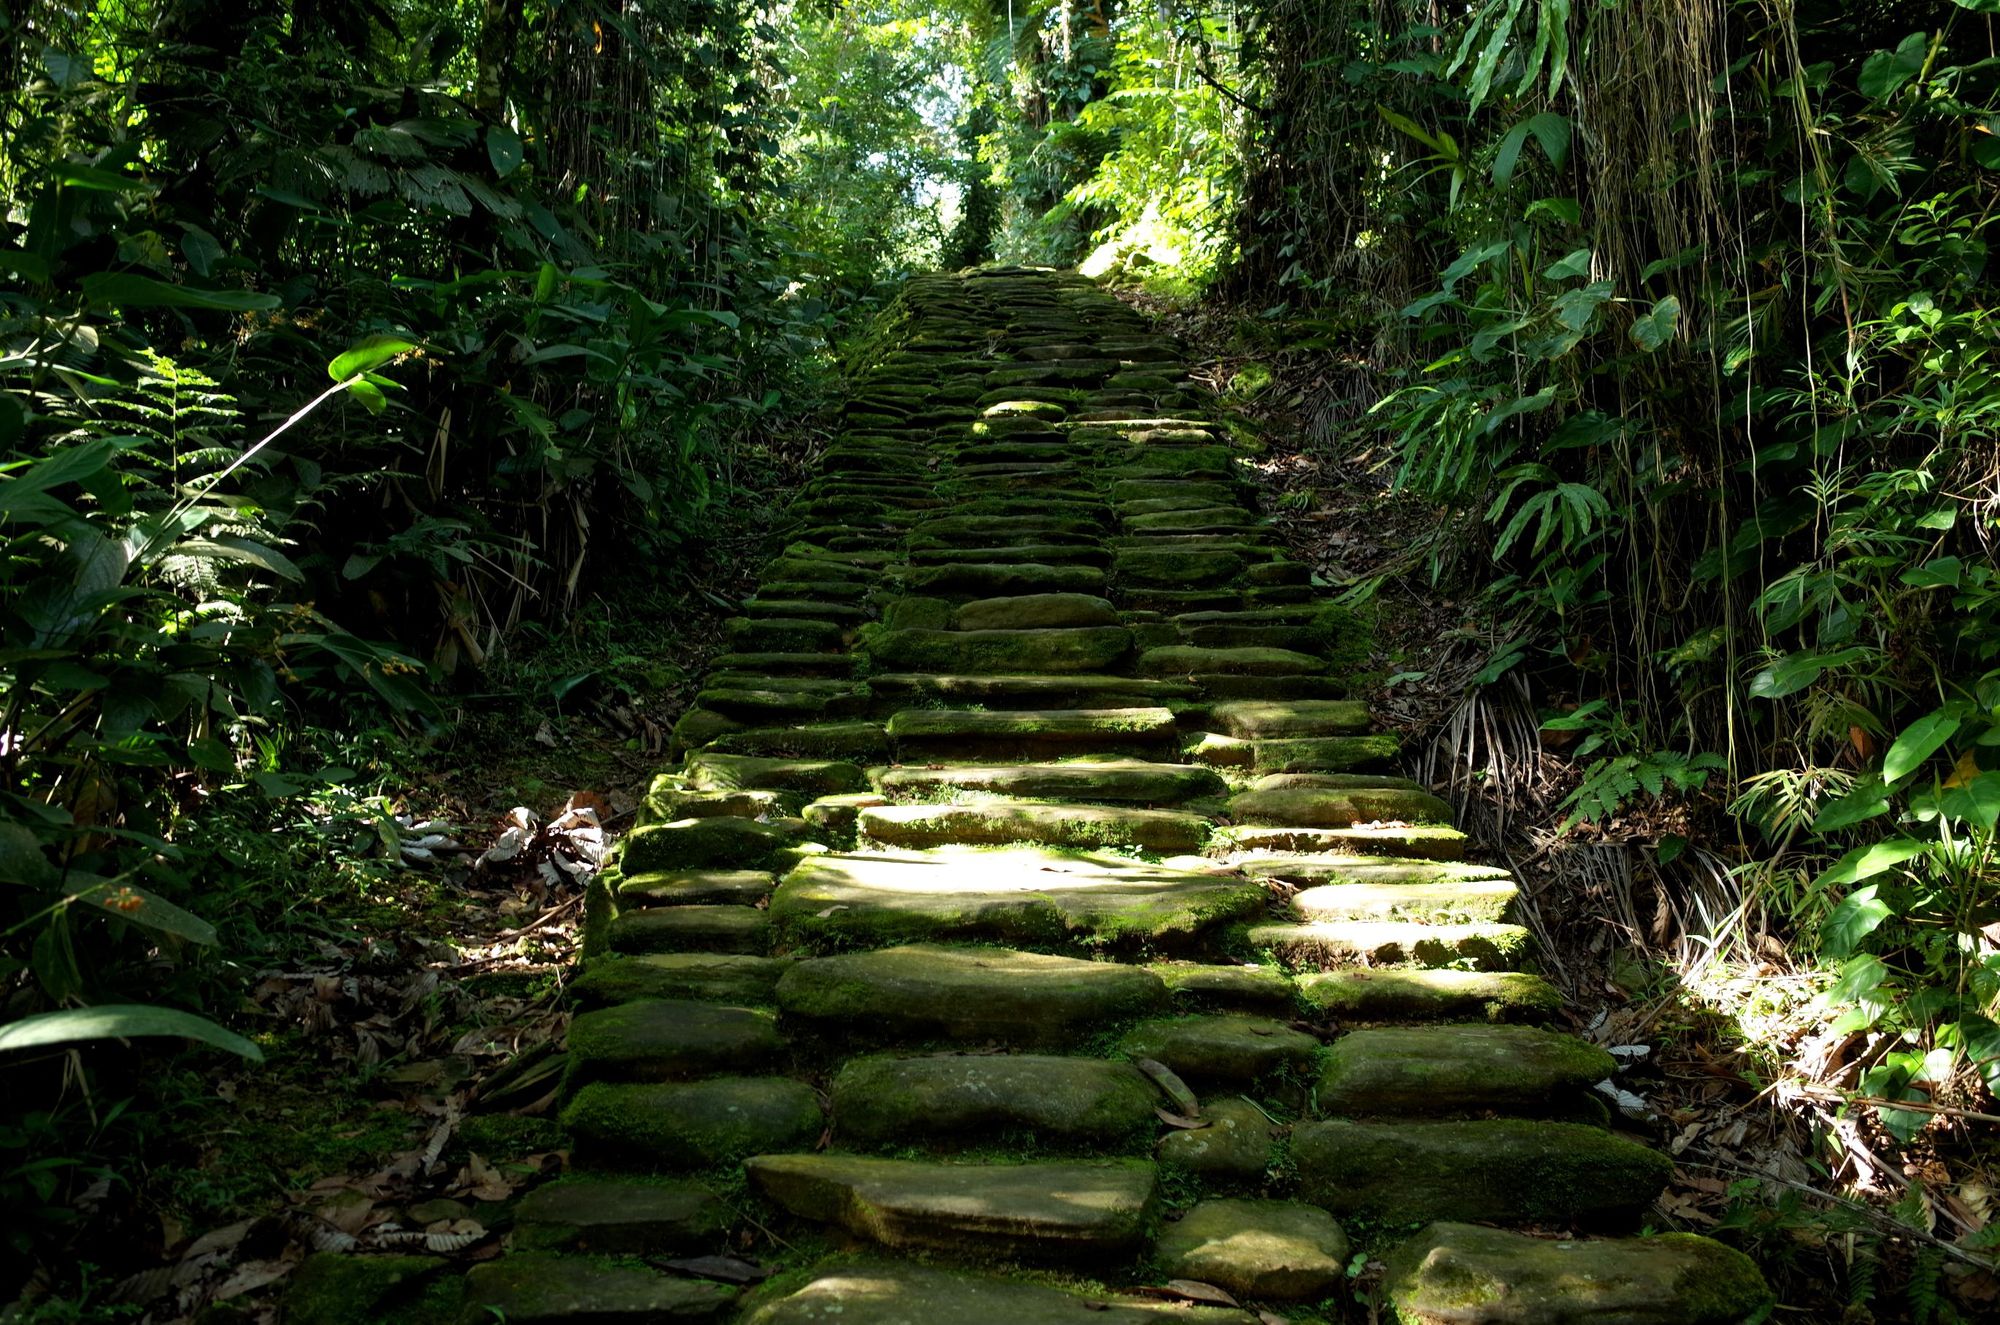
<box><xmin>285</xmin><ymin>269</ymin><xmax>1773</xmax><ymax>1323</ymax></box>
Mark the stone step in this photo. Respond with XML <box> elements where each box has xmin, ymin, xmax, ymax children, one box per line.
<box><xmin>1239</xmin><ymin>854</ymin><xmax>1511</xmax><ymax>886</ymax></box>
<box><xmin>953</xmin><ymin>592</ymin><xmax>1120</xmax><ymax>630</ymax></box>
<box><xmin>875</xmin><ymin>758</ymin><xmax>1224</xmax><ymax>804</ymax></box>
<box><xmin>1295</xmin><ymin>968</ymin><xmax>1561</xmax><ymax>1023</ymax></box>
<box><xmin>1292</xmin><ymin>879</ymin><xmax>1520</xmax><ymax>924</ymax></box>
<box><xmin>860</xmin><ymin>625</ymin><xmax>1133</xmax><ymax>674</ymax></box>
<box><xmin>1228</xmin><ymin>784</ymin><xmax>1455</xmax><ymax>827</ymax></box>
<box><xmin>768</xmin><ymin>847</ymin><xmax>1261</xmax><ymax>951</ymax></box>
<box><xmin>886</xmin><ymin>706</ymin><xmax>1178</xmax><ymax>757</ymax></box>
<box><xmin>1150</xmin><ymin>961</ymin><xmax>1297</xmax><ymax>1012</ymax></box>
<box><xmin>1247</xmin><ymin>919</ymin><xmax>1531</xmax><ymax>970</ymax></box>
<box><xmin>463</xmin><ymin>1253</ymin><xmax>736</xmax><ymax>1322</ymax></box>
<box><xmin>860</xmin><ymin>800</ymin><xmax>1211</xmax><ymax>852</ymax></box>
<box><xmin>744</xmin><ymin>1259</ymin><xmax>1254</xmax><ymax>1323</ymax></box>
<box><xmin>570</xmin><ymin>953</ymin><xmax>795</xmax><ymax>1006</ymax></box>
<box><xmin>1224</xmin><ymin>823</ymin><xmax>1470</xmax><ymax>859</ymax></box>
<box><xmin>562</xmin><ymin>1077</ymin><xmax>823</xmax><ymax>1169</ymax></box>
<box><xmin>745</xmin><ymin>1154</ymin><xmax>1157</xmax><ymax>1260</ymax></box>
<box><xmin>618</xmin><ymin>869</ymin><xmax>777</xmax><ymax>907</ymax></box>
<box><xmin>1186</xmin><ymin>732</ymin><xmax>1399</xmax><ymax>771</ymax></box>
<box><xmin>684</xmin><ymin>752</ymin><xmax>868</xmax><ymax>794</ymax></box>
<box><xmin>1382</xmin><ymin>1223</ymin><xmax>1770</xmax><ymax>1324</ymax></box>
<box><xmin>1292</xmin><ymin>1118</ymin><xmax>1672</xmax><ymax>1227</ymax></box>
<box><xmin>619</xmin><ymin>817</ymin><xmax>792</xmax><ymax>873</ymax></box>
<box><xmin>609</xmin><ymin>904</ymin><xmax>772</xmax><ymax>956</ymax></box>
<box><xmin>830</xmin><ymin>1052</ymin><xmax>1157</xmax><ymax>1149</ymax></box>
<box><xmin>910</xmin><ymin>541</ymin><xmax>1111</xmax><ymax>566</ymax></box>
<box><xmin>514</xmin><ymin>1176</ymin><xmax>727</xmax><ymax>1253</ymax></box>
<box><xmin>1203</xmin><ymin>698</ymin><xmax>1371</xmax><ymax>738</ymax></box>
<box><xmin>1317</xmin><ymin>1025</ymin><xmax>1615</xmax><ymax>1117</ymax></box>
<box><xmin>1154</xmin><ymin>1198</ymin><xmax>1350</xmax><ymax>1303</ymax></box>
<box><xmin>869</xmin><ymin>672</ymin><xmax>1196</xmax><ymax>710</ymax></box>
<box><xmin>1117</xmin><ymin>1013</ymin><xmax>1321</xmax><ymax>1086</ymax></box>
<box><xmin>709</xmin><ymin>651</ymin><xmax>860</xmax><ymax>678</ymax></box>
<box><xmin>775</xmin><ymin>944</ymin><xmax>1167</xmax><ymax>1047</ymax></box>
<box><xmin>703</xmin><ymin>721</ymin><xmax>890</xmax><ymax>762</ymax></box>
<box><xmin>565</xmin><ymin>999</ymin><xmax>784</xmax><ymax>1085</ymax></box>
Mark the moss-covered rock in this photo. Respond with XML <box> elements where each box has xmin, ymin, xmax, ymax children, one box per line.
<box><xmin>620</xmin><ymin>817</ymin><xmax>794</xmax><ymax>874</ymax></box>
<box><xmin>641</xmin><ymin>787</ymin><xmax>787</xmax><ymax>824</ymax></box>
<box><xmin>1114</xmin><ymin>549</ymin><xmax>1244</xmax><ymax>588</ymax></box>
<box><xmin>1241</xmin><ymin>856</ymin><xmax>1511</xmax><ymax>887</ymax></box>
<box><xmin>1119</xmin><ymin>1014</ymin><xmax>1320</xmax><ymax>1086</ymax></box>
<box><xmin>704</xmin><ymin>722</ymin><xmax>889</xmax><ymax>762</ymax></box>
<box><xmin>570</xmin><ymin>953</ymin><xmax>795</xmax><ymax>1006</ymax></box>
<box><xmin>1155</xmin><ymin>1097</ymin><xmax>1276</xmax><ymax>1184</ymax></box>
<box><xmin>609</xmin><ymin>904</ymin><xmax>772</xmax><ymax>956</ymax></box>
<box><xmin>1292</xmin><ymin>880</ymin><xmax>1520</xmax><ymax>925</ymax></box>
<box><xmin>513</xmin><ymin>1176</ymin><xmax>728</xmax><ymax>1254</ymax></box>
<box><xmin>1153</xmin><ymin>1199</ymin><xmax>1349</xmax><ymax>1302</ymax></box>
<box><xmin>870</xmin><ymin>672</ymin><xmax>1194</xmax><ymax>710</ymax></box>
<box><xmin>875</xmin><ymin>757</ymin><xmax>1223</xmax><ymax>804</ymax></box>
<box><xmin>953</xmin><ymin>592</ymin><xmax>1120</xmax><ymax>631</ymax></box>
<box><xmin>860</xmin><ymin>800</ymin><xmax>1210</xmax><ymax>853</ymax></box>
<box><xmin>741</xmin><ymin>1257</ymin><xmax>1252</xmax><ymax>1323</ymax></box>
<box><xmin>746</xmin><ymin>1154</ymin><xmax>1157</xmax><ymax>1260</ymax></box>
<box><xmin>685</xmin><ymin>753</ymin><xmax>867</xmax><ymax>795</ymax></box>
<box><xmin>1204</xmin><ymin>699</ymin><xmax>1370</xmax><ymax>738</ymax></box>
<box><xmin>1291</xmin><ymin>1119</ymin><xmax>1671</xmax><ymax>1227</ymax></box>
<box><xmin>1139</xmin><ymin>646</ymin><xmax>1326</xmax><ymax>678</ymax></box>
<box><xmin>1317</xmin><ymin>1025</ymin><xmax>1615</xmax><ymax>1117</ymax></box>
<box><xmin>565</xmin><ymin>999</ymin><xmax>784</xmax><ymax>1085</ymax></box>
<box><xmin>283</xmin><ymin>1254</ymin><xmax>450</xmax><ymax>1325</ymax></box>
<box><xmin>859</xmin><ymin>624</ymin><xmax>1134</xmax><ymax>675</ymax></box>
<box><xmin>1226</xmin><ymin>823</ymin><xmax>1467</xmax><ymax>860</ymax></box>
<box><xmin>460</xmin><ymin>1252</ymin><xmax>735</xmax><ymax>1322</ymax></box>
<box><xmin>725</xmin><ymin>616</ymin><xmax>846</xmax><ymax>654</ymax></box>
<box><xmin>776</xmin><ymin>943</ymin><xmax>1168</xmax><ymax>1046</ymax></box>
<box><xmin>1228</xmin><ymin>786</ymin><xmax>1454</xmax><ymax>827</ymax></box>
<box><xmin>561</xmin><ymin>1077</ymin><xmax>823</xmax><ymax>1169</ymax></box>
<box><xmin>1246</xmin><ymin>734</ymin><xmax>1400</xmax><ymax>773</ymax></box>
<box><xmin>670</xmin><ymin>707</ymin><xmax>743</xmax><ymax>759</ymax></box>
<box><xmin>1246</xmin><ymin>920</ymin><xmax>1530</xmax><ymax>971</ymax></box>
<box><xmin>831</xmin><ymin>1052</ymin><xmax>1157</xmax><ymax>1149</ymax></box>
<box><xmin>906</xmin><ymin>562</ymin><xmax>1109</xmax><ymax>597</ymax></box>
<box><xmin>1294</xmin><ymin>969</ymin><xmax>1561</xmax><ymax>1024</ymax></box>
<box><xmin>1150</xmin><ymin>961</ymin><xmax>1297</xmax><ymax>1012</ymax></box>
<box><xmin>618</xmin><ymin>869</ymin><xmax>776</xmax><ymax>908</ymax></box>
<box><xmin>1382</xmin><ymin>1223</ymin><xmax>1771</xmax><ymax>1324</ymax></box>
<box><xmin>887</xmin><ymin>705</ymin><xmax>1178</xmax><ymax>759</ymax></box>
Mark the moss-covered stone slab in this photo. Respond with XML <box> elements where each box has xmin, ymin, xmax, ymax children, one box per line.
<box><xmin>860</xmin><ymin>624</ymin><xmax>1133</xmax><ymax>675</ymax></box>
<box><xmin>641</xmin><ymin>788</ymin><xmax>788</xmax><ymax>824</ymax></box>
<box><xmin>1204</xmin><ymin>699</ymin><xmax>1370</xmax><ymax>738</ymax></box>
<box><xmin>1295</xmin><ymin>969</ymin><xmax>1560</xmax><ymax>1023</ymax></box>
<box><xmin>284</xmin><ymin>1253</ymin><xmax>449</xmax><ymax>1325</ymax></box>
<box><xmin>1292</xmin><ymin>1119</ymin><xmax>1671</xmax><ymax>1227</ymax></box>
<box><xmin>694</xmin><ymin>685</ymin><xmax>859</xmax><ymax>724</ymax></box>
<box><xmin>1293</xmin><ymin>880</ymin><xmax>1520</xmax><ymax>925</ymax></box>
<box><xmin>770</xmin><ymin>847</ymin><xmax>1262</xmax><ymax>951</ymax></box>
<box><xmin>831</xmin><ymin>1052</ymin><xmax>1157</xmax><ymax>1148</ymax></box>
<box><xmin>1114</xmin><ymin>549</ymin><xmax>1245</xmax><ymax>588</ymax></box>
<box><xmin>1383</xmin><ymin>1223</ymin><xmax>1771</xmax><ymax>1324</ymax></box>
<box><xmin>570</xmin><ymin>953</ymin><xmax>796</xmax><ymax>1006</ymax></box>
<box><xmin>1111</xmin><ymin>479</ymin><xmax>1241</xmax><ymax>505</ymax></box>
<box><xmin>1119</xmin><ymin>1014</ymin><xmax>1320</xmax><ymax>1085</ymax></box>
<box><xmin>685</xmin><ymin>753</ymin><xmax>867</xmax><ymax>795</ymax></box>
<box><xmin>562</xmin><ymin>1078</ymin><xmax>823</xmax><ymax>1169</ymax></box>
<box><xmin>870</xmin><ymin>672</ymin><xmax>1195</xmax><ymax>710</ymax></box>
<box><xmin>1226</xmin><ymin>734</ymin><xmax>1399</xmax><ymax>773</ymax></box>
<box><xmin>725</xmin><ymin>616</ymin><xmax>847</xmax><ymax>653</ymax></box>
<box><xmin>1226</xmin><ymin>824</ymin><xmax>1468</xmax><ymax>860</ymax></box>
<box><xmin>621</xmin><ymin>817</ymin><xmax>793</xmax><ymax>873</ymax></box>
<box><xmin>1241</xmin><ymin>856</ymin><xmax>1511</xmax><ymax>887</ymax></box>
<box><xmin>1151</xmin><ymin>961</ymin><xmax>1296</xmax><ymax>1012</ymax></box>
<box><xmin>876</xmin><ymin>758</ymin><xmax>1223</xmax><ymax>804</ymax></box>
<box><xmin>461</xmin><ymin>1252</ymin><xmax>735</xmax><ymax>1322</ymax></box>
<box><xmin>704</xmin><ymin>722</ymin><xmax>890</xmax><ymax>761</ymax></box>
<box><xmin>745</xmin><ymin>1154</ymin><xmax>1157</xmax><ymax>1259</ymax></box>
<box><xmin>1228</xmin><ymin>786</ymin><xmax>1455</xmax><ymax>827</ymax></box>
<box><xmin>618</xmin><ymin>870</ymin><xmax>776</xmax><ymax>908</ymax></box>
<box><xmin>953</xmin><ymin>592</ymin><xmax>1121</xmax><ymax>630</ymax></box>
<box><xmin>1318</xmin><ymin>1025</ymin><xmax>1614</xmax><ymax>1117</ymax></box>
<box><xmin>1139</xmin><ymin>646</ymin><xmax>1325</xmax><ymax>679</ymax></box>
<box><xmin>566</xmin><ymin>999</ymin><xmax>784</xmax><ymax>1084</ymax></box>
<box><xmin>1125</xmin><ymin>507</ymin><xmax>1258</xmax><ymax>534</ymax></box>
<box><xmin>514</xmin><ymin>1177</ymin><xmax>727</xmax><ymax>1253</ymax></box>
<box><xmin>1247</xmin><ymin>920</ymin><xmax>1530</xmax><ymax>971</ymax></box>
<box><xmin>887</xmin><ymin>706</ymin><xmax>1178</xmax><ymax>757</ymax></box>
<box><xmin>1156</xmin><ymin>1097</ymin><xmax>1276</xmax><ymax>1183</ymax></box>
<box><xmin>1155</xmin><ymin>1199</ymin><xmax>1350</xmax><ymax>1302</ymax></box>
<box><xmin>776</xmin><ymin>944</ymin><xmax>1167</xmax><ymax>1046</ymax></box>
<box><xmin>905</xmin><ymin>564</ymin><xmax>1112</xmax><ymax>600</ymax></box>
<box><xmin>609</xmin><ymin>904</ymin><xmax>772</xmax><ymax>956</ymax></box>
<box><xmin>743</xmin><ymin>1258</ymin><xmax>1256</xmax><ymax>1324</ymax></box>
<box><xmin>860</xmin><ymin>801</ymin><xmax>1210</xmax><ymax>852</ymax></box>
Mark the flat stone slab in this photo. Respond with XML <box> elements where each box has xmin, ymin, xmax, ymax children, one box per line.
<box><xmin>1157</xmin><ymin>1097</ymin><xmax>1276</xmax><ymax>1183</ymax></box>
<box><xmin>619</xmin><ymin>869</ymin><xmax>777</xmax><ymax>907</ymax></box>
<box><xmin>1155</xmin><ymin>1199</ymin><xmax>1350</xmax><ymax>1302</ymax></box>
<box><xmin>1318</xmin><ymin>1025</ymin><xmax>1615</xmax><ymax>1116</ymax></box>
<box><xmin>832</xmin><ymin>1052</ymin><xmax>1157</xmax><ymax>1148</ymax></box>
<box><xmin>1248</xmin><ymin>920</ymin><xmax>1530</xmax><ymax>970</ymax></box>
<box><xmin>770</xmin><ymin>848</ymin><xmax>1263</xmax><ymax>950</ymax></box>
<box><xmin>1384</xmin><ymin>1223</ymin><xmax>1771</xmax><ymax>1324</ymax></box>
<box><xmin>860</xmin><ymin>801</ymin><xmax>1210</xmax><ymax>852</ymax></box>
<box><xmin>514</xmin><ymin>1177</ymin><xmax>727</xmax><ymax>1253</ymax></box>
<box><xmin>1186</xmin><ymin>732</ymin><xmax>1399</xmax><ymax>772</ymax></box>
<box><xmin>1293</xmin><ymin>879</ymin><xmax>1520</xmax><ymax>924</ymax></box>
<box><xmin>1228</xmin><ymin>786</ymin><xmax>1453</xmax><ymax>827</ymax></box>
<box><xmin>905</xmin><ymin>562</ymin><xmax>1109</xmax><ymax>596</ymax></box>
<box><xmin>1225</xmin><ymin>824</ymin><xmax>1467</xmax><ymax>858</ymax></box>
<box><xmin>621</xmin><ymin>817</ymin><xmax>792</xmax><ymax>873</ymax></box>
<box><xmin>562</xmin><ymin>1078</ymin><xmax>823</xmax><ymax>1169</ymax></box>
<box><xmin>887</xmin><ymin>706</ymin><xmax>1179</xmax><ymax>755</ymax></box>
<box><xmin>1295</xmin><ymin>969</ymin><xmax>1562</xmax><ymax>1023</ymax></box>
<box><xmin>566</xmin><ymin>999</ymin><xmax>784</xmax><ymax>1083</ymax></box>
<box><xmin>1292</xmin><ymin>1119</ymin><xmax>1671</xmax><ymax>1226</ymax></box>
<box><xmin>863</xmin><ymin>625</ymin><xmax>1134</xmax><ymax>674</ymax></box>
<box><xmin>743</xmin><ymin>1259</ymin><xmax>1255</xmax><ymax>1324</ymax></box>
<box><xmin>1119</xmin><ymin>1014</ymin><xmax>1320</xmax><ymax>1085</ymax></box>
<box><xmin>1151</xmin><ymin>962</ymin><xmax>1296</xmax><ymax>1012</ymax></box>
<box><xmin>876</xmin><ymin>758</ymin><xmax>1224</xmax><ymax>803</ymax></box>
<box><xmin>776</xmin><ymin>944</ymin><xmax>1167</xmax><ymax>1047</ymax></box>
<box><xmin>1240</xmin><ymin>856</ymin><xmax>1512</xmax><ymax>887</ymax></box>
<box><xmin>745</xmin><ymin>1154</ymin><xmax>1157</xmax><ymax>1259</ymax></box>
<box><xmin>570</xmin><ymin>953</ymin><xmax>795</xmax><ymax>1006</ymax></box>
<box><xmin>870</xmin><ymin>672</ymin><xmax>1196</xmax><ymax>709</ymax></box>
<box><xmin>1138</xmin><ymin>646</ymin><xmax>1325</xmax><ymax>677</ymax></box>
<box><xmin>463</xmin><ymin>1253</ymin><xmax>735</xmax><ymax>1321</ymax></box>
<box><xmin>685</xmin><ymin>753</ymin><xmax>867</xmax><ymax>794</ymax></box>
<box><xmin>610</xmin><ymin>905</ymin><xmax>772</xmax><ymax>956</ymax></box>
<box><xmin>1206</xmin><ymin>699</ymin><xmax>1371</xmax><ymax>738</ymax></box>
<box><xmin>955</xmin><ymin>592</ymin><xmax>1121</xmax><ymax>630</ymax></box>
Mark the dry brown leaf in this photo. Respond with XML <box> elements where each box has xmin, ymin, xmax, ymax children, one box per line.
<box><xmin>1128</xmin><ymin>1281</ymin><xmax>1241</xmax><ymax>1307</ymax></box>
<box><xmin>1135</xmin><ymin>1057</ymin><xmax>1201</xmax><ymax>1117</ymax></box>
<box><xmin>1154</xmin><ymin>1108</ymin><xmax>1209</xmax><ymax>1130</ymax></box>
<box><xmin>212</xmin><ymin>1259</ymin><xmax>295</xmax><ymax>1301</ymax></box>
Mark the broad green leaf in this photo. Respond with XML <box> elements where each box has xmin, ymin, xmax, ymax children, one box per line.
<box><xmin>1827</xmin><ymin>954</ymin><xmax>1890</xmax><ymax>1004</ymax></box>
<box><xmin>0</xmin><ymin>437</ymin><xmax>122</xmax><ymax>514</ymax></box>
<box><xmin>179</xmin><ymin>536</ymin><xmax>303</xmax><ymax>582</ymax></box>
<box><xmin>1821</xmin><ymin>884</ymin><xmax>1892</xmax><ymax>958</ymax></box>
<box><xmin>485</xmin><ymin>125</ymin><xmax>525</xmax><ymax>178</ymax></box>
<box><xmin>0</xmin><ymin>823</ymin><xmax>57</xmax><ymax>888</ymax></box>
<box><xmin>0</xmin><ymin>1004</ymin><xmax>261</xmax><ymax>1061</ymax></box>
<box><xmin>1883</xmin><ymin>709</ymin><xmax>1961</xmax><ymax>782</ymax></box>
<box><xmin>1747</xmin><ymin>646</ymin><xmax>1873</xmax><ymax>699</ymax></box>
<box><xmin>1812</xmin><ymin>779</ymin><xmax>1890</xmax><ymax>832</ymax></box>
<box><xmin>1544</xmin><ymin>249</ymin><xmax>1593</xmax><ymax>280</ymax></box>
<box><xmin>1858</xmin><ymin>32</ymin><xmax>1929</xmax><ymax>100</ymax></box>
<box><xmin>328</xmin><ymin>335</ymin><xmax>416</xmax><ymax>381</ymax></box>
<box><xmin>68</xmin><ymin>878</ymin><xmax>216</xmax><ymax>944</ymax></box>
<box><xmin>81</xmin><ymin>273</ymin><xmax>280</xmax><ymax>313</ymax></box>
<box><xmin>1629</xmin><ymin>295</ymin><xmax>1681</xmax><ymax>352</ymax></box>
<box><xmin>1815</xmin><ymin>838</ymin><xmax>1927</xmax><ymax>890</ymax></box>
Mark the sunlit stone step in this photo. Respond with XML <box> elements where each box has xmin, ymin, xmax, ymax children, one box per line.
<box><xmin>860</xmin><ymin>800</ymin><xmax>1211</xmax><ymax>853</ymax></box>
<box><xmin>1295</xmin><ymin>968</ymin><xmax>1561</xmax><ymax>1023</ymax></box>
<box><xmin>745</xmin><ymin>1154</ymin><xmax>1157</xmax><ymax>1260</ymax></box>
<box><xmin>744</xmin><ymin>1258</ymin><xmax>1254</xmax><ymax>1324</ymax></box>
<box><xmin>830</xmin><ymin>1053</ymin><xmax>1157</xmax><ymax>1149</ymax></box>
<box><xmin>1292</xmin><ymin>879</ymin><xmax>1519</xmax><ymax>925</ymax></box>
<box><xmin>886</xmin><ymin>705</ymin><xmax>1178</xmax><ymax>758</ymax></box>
<box><xmin>875</xmin><ymin>758</ymin><xmax>1224</xmax><ymax>804</ymax></box>
<box><xmin>869</xmin><ymin>672</ymin><xmax>1196</xmax><ymax>710</ymax></box>
<box><xmin>1225</xmin><ymin>823</ymin><xmax>1469</xmax><ymax>859</ymax></box>
<box><xmin>1247</xmin><ymin>919</ymin><xmax>1530</xmax><ymax>970</ymax></box>
<box><xmin>1317</xmin><ymin>1025</ymin><xmax>1614</xmax><ymax>1117</ymax></box>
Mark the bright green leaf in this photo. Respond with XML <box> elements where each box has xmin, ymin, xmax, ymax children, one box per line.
<box><xmin>80</xmin><ymin>273</ymin><xmax>280</xmax><ymax>312</ymax></box>
<box><xmin>1883</xmin><ymin>709</ymin><xmax>1961</xmax><ymax>782</ymax></box>
<box><xmin>1815</xmin><ymin>838</ymin><xmax>1928</xmax><ymax>890</ymax></box>
<box><xmin>485</xmin><ymin>125</ymin><xmax>525</xmax><ymax>178</ymax></box>
<box><xmin>1821</xmin><ymin>883</ymin><xmax>1892</xmax><ymax>958</ymax></box>
<box><xmin>328</xmin><ymin>335</ymin><xmax>416</xmax><ymax>381</ymax></box>
<box><xmin>0</xmin><ymin>1004</ymin><xmax>261</xmax><ymax>1061</ymax></box>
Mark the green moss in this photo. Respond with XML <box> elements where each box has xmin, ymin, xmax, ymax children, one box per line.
<box><xmin>561</xmin><ymin>1078</ymin><xmax>823</xmax><ymax>1170</ymax></box>
<box><xmin>283</xmin><ymin>1255</ymin><xmax>453</xmax><ymax>1325</ymax></box>
<box><xmin>858</xmin><ymin>624</ymin><xmax>1134</xmax><ymax>675</ymax></box>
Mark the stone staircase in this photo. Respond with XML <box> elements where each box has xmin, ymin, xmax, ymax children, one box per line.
<box><xmin>469</xmin><ymin>269</ymin><xmax>1772</xmax><ymax>1322</ymax></box>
